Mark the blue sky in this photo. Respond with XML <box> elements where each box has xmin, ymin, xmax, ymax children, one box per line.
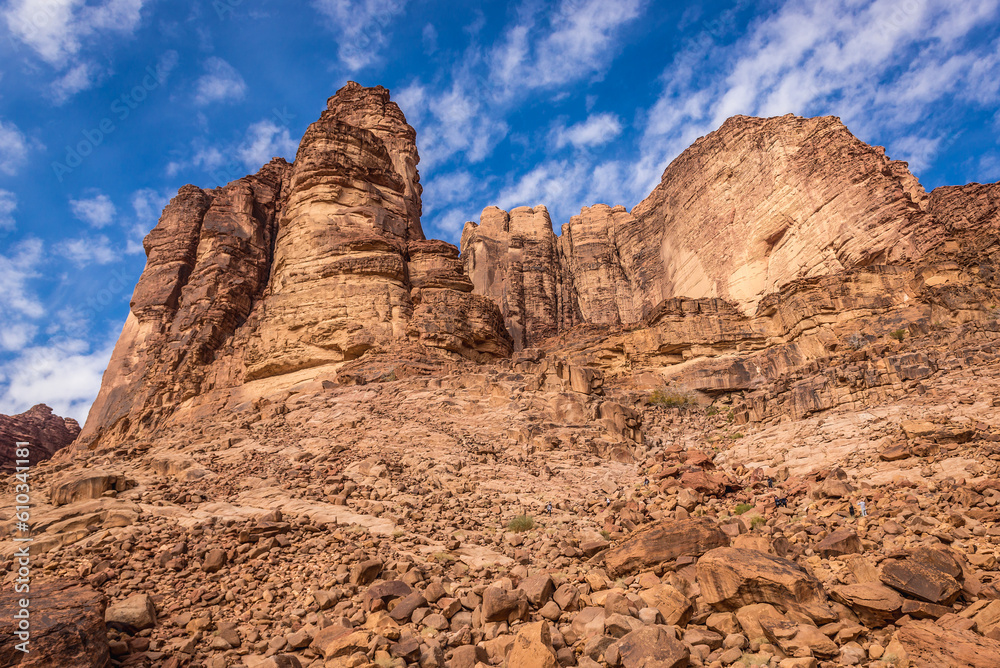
<box><xmin>0</xmin><ymin>0</ymin><xmax>998</xmax><ymax>423</ymax></box>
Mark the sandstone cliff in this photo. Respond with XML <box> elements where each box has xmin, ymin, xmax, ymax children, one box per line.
<box><xmin>0</xmin><ymin>404</ymin><xmax>80</xmax><ymax>470</ymax></box>
<box><xmin>462</xmin><ymin>114</ymin><xmax>945</xmax><ymax>348</ymax></box>
<box><xmin>78</xmin><ymin>83</ymin><xmax>512</xmax><ymax>450</ymax></box>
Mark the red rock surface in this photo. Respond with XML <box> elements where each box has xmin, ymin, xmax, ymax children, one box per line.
<box><xmin>0</xmin><ymin>404</ymin><xmax>79</xmax><ymax>471</ymax></box>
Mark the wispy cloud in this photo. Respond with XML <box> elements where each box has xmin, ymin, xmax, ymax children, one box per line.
<box><xmin>311</xmin><ymin>0</ymin><xmax>408</xmax><ymax>70</ymax></box>
<box><xmin>3</xmin><ymin>0</ymin><xmax>147</xmax><ymax>99</ymax></box>
<box><xmin>70</xmin><ymin>192</ymin><xmax>116</xmax><ymax>228</ymax></box>
<box><xmin>0</xmin><ymin>238</ymin><xmax>44</xmax><ymax>320</ymax></box>
<box><xmin>490</xmin><ymin>0</ymin><xmax>645</xmax><ymax>91</ymax></box>
<box><xmin>0</xmin><ymin>119</ymin><xmax>31</xmax><ymax>176</ymax></box>
<box><xmin>236</xmin><ymin>119</ymin><xmax>298</xmax><ymax>169</ymax></box>
<box><xmin>553</xmin><ymin>113</ymin><xmax>623</xmax><ymax>149</ymax></box>
<box><xmin>0</xmin><ymin>336</ymin><xmax>116</xmax><ymax>423</ymax></box>
<box><xmin>126</xmin><ymin>188</ymin><xmax>171</xmax><ymax>254</ymax></box>
<box><xmin>194</xmin><ymin>57</ymin><xmax>247</xmax><ymax>105</ymax></box>
<box><xmin>0</xmin><ymin>190</ymin><xmax>16</xmax><ymax>230</ymax></box>
<box><xmin>55</xmin><ymin>235</ymin><xmax>117</xmax><ymax>266</ymax></box>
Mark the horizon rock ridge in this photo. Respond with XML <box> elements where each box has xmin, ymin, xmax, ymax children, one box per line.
<box><xmin>76</xmin><ymin>82</ymin><xmax>1000</xmax><ymax>451</ymax></box>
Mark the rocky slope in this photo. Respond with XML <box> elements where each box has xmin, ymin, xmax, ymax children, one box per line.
<box><xmin>0</xmin><ymin>404</ymin><xmax>80</xmax><ymax>471</ymax></box>
<box><xmin>4</xmin><ymin>83</ymin><xmax>1000</xmax><ymax>668</ymax></box>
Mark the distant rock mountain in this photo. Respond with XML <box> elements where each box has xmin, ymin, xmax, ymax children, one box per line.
<box><xmin>76</xmin><ymin>82</ymin><xmax>1000</xmax><ymax>451</ymax></box>
<box><xmin>461</xmin><ymin>114</ymin><xmax>977</xmax><ymax>349</ymax></box>
<box><xmin>0</xmin><ymin>404</ymin><xmax>80</xmax><ymax>470</ymax></box>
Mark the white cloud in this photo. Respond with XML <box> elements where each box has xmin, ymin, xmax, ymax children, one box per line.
<box><xmin>0</xmin><ymin>189</ymin><xmax>16</xmax><ymax>230</ymax></box>
<box><xmin>194</xmin><ymin>57</ymin><xmax>247</xmax><ymax>105</ymax></box>
<box><xmin>0</xmin><ymin>322</ymin><xmax>37</xmax><ymax>352</ymax></box>
<box><xmin>0</xmin><ymin>119</ymin><xmax>30</xmax><ymax>176</ymax></box>
<box><xmin>55</xmin><ymin>235</ymin><xmax>117</xmax><ymax>266</ymax></box>
<box><xmin>312</xmin><ymin>0</ymin><xmax>408</xmax><ymax>70</ymax></box>
<box><xmin>50</xmin><ymin>60</ymin><xmax>99</xmax><ymax>104</ymax></box>
<box><xmin>0</xmin><ymin>238</ymin><xmax>44</xmax><ymax>319</ymax></box>
<box><xmin>3</xmin><ymin>0</ymin><xmax>146</xmax><ymax>98</ymax></box>
<box><xmin>3</xmin><ymin>0</ymin><xmax>145</xmax><ymax>64</ymax></box>
<box><xmin>70</xmin><ymin>192</ymin><xmax>116</xmax><ymax>228</ymax></box>
<box><xmin>490</xmin><ymin>0</ymin><xmax>644</xmax><ymax>91</ymax></box>
<box><xmin>632</xmin><ymin>0</ymin><xmax>1000</xmax><ymax>199</ymax></box>
<box><xmin>554</xmin><ymin>113</ymin><xmax>622</xmax><ymax>149</ymax></box>
<box><xmin>0</xmin><ymin>337</ymin><xmax>116</xmax><ymax>423</ymax></box>
<box><xmin>237</xmin><ymin>119</ymin><xmax>298</xmax><ymax>169</ymax></box>
<box><xmin>127</xmin><ymin>187</ymin><xmax>171</xmax><ymax>254</ymax></box>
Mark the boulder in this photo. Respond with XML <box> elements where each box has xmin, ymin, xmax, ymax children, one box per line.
<box><xmin>829</xmin><ymin>583</ymin><xmax>904</xmax><ymax>627</ymax></box>
<box><xmin>605</xmin><ymin>517</ymin><xmax>729</xmax><ymax>577</ymax></box>
<box><xmin>638</xmin><ymin>583</ymin><xmax>693</xmax><ymax>627</ymax></box>
<box><xmin>896</xmin><ymin>619</ymin><xmax>1000</xmax><ymax>667</ymax></box>
<box><xmin>879</xmin><ymin>559</ymin><xmax>961</xmax><ymax>605</ymax></box>
<box><xmin>507</xmin><ymin>621</ymin><xmax>559</xmax><ymax>668</ymax></box>
<box><xmin>0</xmin><ymin>579</ymin><xmax>109</xmax><ymax>668</ymax></box>
<box><xmin>49</xmin><ymin>471</ymin><xmax>129</xmax><ymax>506</ymax></box>
<box><xmin>814</xmin><ymin>529</ymin><xmax>862</xmax><ymax>558</ymax></box>
<box><xmin>697</xmin><ymin>548</ymin><xmax>835</xmax><ymax>623</ymax></box>
<box><xmin>105</xmin><ymin>592</ymin><xmax>157</xmax><ymax>632</ymax></box>
<box><xmin>615</xmin><ymin>625</ymin><xmax>690</xmax><ymax>668</ymax></box>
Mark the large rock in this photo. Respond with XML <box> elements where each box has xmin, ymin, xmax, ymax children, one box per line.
<box><xmin>507</xmin><ymin>621</ymin><xmax>559</xmax><ymax>668</ymax></box>
<box><xmin>829</xmin><ymin>583</ymin><xmax>904</xmax><ymax>627</ymax></box>
<box><xmin>696</xmin><ymin>548</ymin><xmax>836</xmax><ymax>623</ymax></box>
<box><xmin>896</xmin><ymin>619</ymin><xmax>1000</xmax><ymax>667</ymax></box>
<box><xmin>604</xmin><ymin>517</ymin><xmax>729</xmax><ymax>577</ymax></box>
<box><xmin>76</xmin><ymin>82</ymin><xmax>512</xmax><ymax>452</ymax></box>
<box><xmin>49</xmin><ymin>471</ymin><xmax>130</xmax><ymax>506</ymax></box>
<box><xmin>0</xmin><ymin>578</ymin><xmax>109</xmax><ymax>667</ymax></box>
<box><xmin>0</xmin><ymin>404</ymin><xmax>80</xmax><ymax>471</ymax></box>
<box><xmin>615</xmin><ymin>625</ymin><xmax>690</xmax><ymax>668</ymax></box>
<box><xmin>879</xmin><ymin>558</ymin><xmax>962</xmax><ymax>605</ymax></box>
<box><xmin>105</xmin><ymin>592</ymin><xmax>157</xmax><ymax>632</ymax></box>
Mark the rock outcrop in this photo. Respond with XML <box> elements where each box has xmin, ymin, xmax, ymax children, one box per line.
<box><xmin>461</xmin><ymin>114</ymin><xmax>953</xmax><ymax>348</ymax></box>
<box><xmin>78</xmin><ymin>83</ymin><xmax>511</xmax><ymax>450</ymax></box>
<box><xmin>0</xmin><ymin>404</ymin><xmax>80</xmax><ymax>471</ymax></box>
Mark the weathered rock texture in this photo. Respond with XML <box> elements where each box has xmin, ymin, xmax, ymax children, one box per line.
<box><xmin>462</xmin><ymin>115</ymin><xmax>952</xmax><ymax>348</ymax></box>
<box><xmin>79</xmin><ymin>83</ymin><xmax>511</xmax><ymax>450</ymax></box>
<box><xmin>0</xmin><ymin>404</ymin><xmax>80</xmax><ymax>471</ymax></box>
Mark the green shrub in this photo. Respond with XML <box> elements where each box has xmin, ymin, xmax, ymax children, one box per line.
<box><xmin>749</xmin><ymin>515</ymin><xmax>765</xmax><ymax>530</ymax></box>
<box><xmin>649</xmin><ymin>389</ymin><xmax>694</xmax><ymax>407</ymax></box>
<box><xmin>734</xmin><ymin>503</ymin><xmax>753</xmax><ymax>515</ymax></box>
<box><xmin>890</xmin><ymin>329</ymin><xmax>906</xmax><ymax>342</ymax></box>
<box><xmin>706</xmin><ymin>406</ymin><xmax>720</xmax><ymax>416</ymax></box>
<box><xmin>507</xmin><ymin>515</ymin><xmax>534</xmax><ymax>533</ymax></box>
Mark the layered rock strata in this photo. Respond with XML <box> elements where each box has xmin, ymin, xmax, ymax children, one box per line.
<box><xmin>79</xmin><ymin>83</ymin><xmax>511</xmax><ymax>450</ymax></box>
<box><xmin>462</xmin><ymin>114</ymin><xmax>948</xmax><ymax>348</ymax></box>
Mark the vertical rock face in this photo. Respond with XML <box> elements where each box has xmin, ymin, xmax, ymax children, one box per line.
<box><xmin>462</xmin><ymin>206</ymin><xmax>578</xmax><ymax>349</ymax></box>
<box><xmin>79</xmin><ymin>83</ymin><xmax>511</xmax><ymax>450</ymax></box>
<box><xmin>463</xmin><ymin>114</ymin><xmax>957</xmax><ymax>346</ymax></box>
<box><xmin>0</xmin><ymin>405</ymin><xmax>80</xmax><ymax>470</ymax></box>
<box><xmin>629</xmin><ymin>114</ymin><xmax>934</xmax><ymax>314</ymax></box>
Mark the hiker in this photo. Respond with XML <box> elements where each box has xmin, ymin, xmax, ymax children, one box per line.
<box><xmin>849</xmin><ymin>502</ymin><xmax>856</xmax><ymax>518</ymax></box>
<box><xmin>605</xmin><ymin>497</ymin><xmax>612</xmax><ymax>506</ymax></box>
<box><xmin>775</xmin><ymin>497</ymin><xmax>788</xmax><ymax>508</ymax></box>
<box><xmin>644</xmin><ymin>477</ymin><xmax>649</xmax><ymax>486</ymax></box>
<box><xmin>859</xmin><ymin>500</ymin><xmax>867</xmax><ymax>517</ymax></box>
<box><xmin>546</xmin><ymin>501</ymin><xmax>553</xmax><ymax>515</ymax></box>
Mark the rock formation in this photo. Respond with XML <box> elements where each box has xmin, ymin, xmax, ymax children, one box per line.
<box><xmin>0</xmin><ymin>404</ymin><xmax>80</xmax><ymax>471</ymax></box>
<box><xmin>462</xmin><ymin>114</ymin><xmax>949</xmax><ymax>348</ymax></box>
<box><xmin>79</xmin><ymin>82</ymin><xmax>511</xmax><ymax>450</ymax></box>
<box><xmin>20</xmin><ymin>81</ymin><xmax>1000</xmax><ymax>668</ymax></box>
